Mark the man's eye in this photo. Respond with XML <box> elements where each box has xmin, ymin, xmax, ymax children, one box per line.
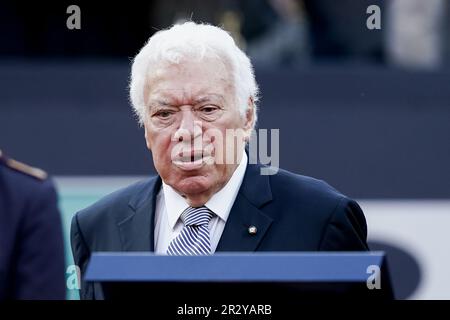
<box><xmin>156</xmin><ymin>111</ymin><xmax>173</xmax><ymax>118</ymax></box>
<box><xmin>200</xmin><ymin>106</ymin><xmax>218</xmax><ymax>114</ymax></box>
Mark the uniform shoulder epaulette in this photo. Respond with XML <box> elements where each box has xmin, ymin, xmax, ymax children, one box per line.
<box><xmin>0</xmin><ymin>149</ymin><xmax>48</xmax><ymax>180</ymax></box>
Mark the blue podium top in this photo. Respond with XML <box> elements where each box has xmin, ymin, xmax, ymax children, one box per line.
<box><xmin>85</xmin><ymin>252</ymin><xmax>385</xmax><ymax>283</ymax></box>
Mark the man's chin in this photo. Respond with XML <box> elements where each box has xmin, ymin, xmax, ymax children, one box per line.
<box><xmin>171</xmin><ymin>175</ymin><xmax>212</xmax><ymax>196</ymax></box>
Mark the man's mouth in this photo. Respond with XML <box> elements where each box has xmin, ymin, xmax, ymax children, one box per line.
<box><xmin>172</xmin><ymin>150</ymin><xmax>213</xmax><ymax>171</ymax></box>
<box><xmin>178</xmin><ymin>150</ymin><xmax>204</xmax><ymax>162</ymax></box>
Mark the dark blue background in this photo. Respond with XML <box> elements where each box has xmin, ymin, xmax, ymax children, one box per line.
<box><xmin>1</xmin><ymin>61</ymin><xmax>449</xmax><ymax>199</ymax></box>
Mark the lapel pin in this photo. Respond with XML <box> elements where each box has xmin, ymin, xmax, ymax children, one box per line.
<box><xmin>248</xmin><ymin>226</ymin><xmax>257</xmax><ymax>235</ymax></box>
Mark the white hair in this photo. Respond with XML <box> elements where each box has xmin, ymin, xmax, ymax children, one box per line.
<box><xmin>129</xmin><ymin>22</ymin><xmax>259</xmax><ymax>128</ymax></box>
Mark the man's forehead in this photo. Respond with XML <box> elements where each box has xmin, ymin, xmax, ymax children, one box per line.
<box><xmin>144</xmin><ymin>59</ymin><xmax>234</xmax><ymax>106</ymax></box>
<box><xmin>148</xmin><ymin>91</ymin><xmax>226</xmax><ymax>105</ymax></box>
<box><xmin>150</xmin><ymin>56</ymin><xmax>230</xmax><ymax>79</ymax></box>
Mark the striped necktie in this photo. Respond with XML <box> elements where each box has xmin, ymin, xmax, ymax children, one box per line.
<box><xmin>167</xmin><ymin>206</ymin><xmax>214</xmax><ymax>255</ymax></box>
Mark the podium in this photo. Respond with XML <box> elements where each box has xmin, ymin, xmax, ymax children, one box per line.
<box><xmin>85</xmin><ymin>252</ymin><xmax>394</xmax><ymax>300</ymax></box>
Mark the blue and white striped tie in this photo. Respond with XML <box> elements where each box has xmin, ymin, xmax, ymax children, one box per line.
<box><xmin>167</xmin><ymin>206</ymin><xmax>214</xmax><ymax>255</ymax></box>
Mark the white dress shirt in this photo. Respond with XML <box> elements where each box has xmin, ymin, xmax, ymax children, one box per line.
<box><xmin>154</xmin><ymin>151</ymin><xmax>248</xmax><ymax>254</ymax></box>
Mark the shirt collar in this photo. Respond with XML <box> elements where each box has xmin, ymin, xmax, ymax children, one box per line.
<box><xmin>162</xmin><ymin>151</ymin><xmax>248</xmax><ymax>230</ymax></box>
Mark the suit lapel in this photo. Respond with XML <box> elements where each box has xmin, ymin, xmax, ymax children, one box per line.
<box><xmin>116</xmin><ymin>160</ymin><xmax>273</xmax><ymax>252</ymax></box>
<box><xmin>118</xmin><ymin>176</ymin><xmax>161</xmax><ymax>251</ymax></box>
<box><xmin>216</xmin><ymin>162</ymin><xmax>273</xmax><ymax>252</ymax></box>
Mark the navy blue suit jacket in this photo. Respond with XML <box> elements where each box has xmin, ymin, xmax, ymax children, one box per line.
<box><xmin>0</xmin><ymin>158</ymin><xmax>66</xmax><ymax>300</ymax></box>
<box><xmin>71</xmin><ymin>162</ymin><xmax>369</xmax><ymax>299</ymax></box>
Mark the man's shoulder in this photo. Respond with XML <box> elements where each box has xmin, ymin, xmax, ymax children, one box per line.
<box><xmin>263</xmin><ymin>167</ymin><xmax>368</xmax><ymax>251</ymax></box>
<box><xmin>262</xmin><ymin>166</ymin><xmax>357</xmax><ymax>223</ymax></box>
<box><xmin>75</xmin><ymin>176</ymin><xmax>159</xmax><ymax>226</ymax></box>
<box><xmin>261</xmin><ymin>167</ymin><xmax>365</xmax><ymax>240</ymax></box>
<box><xmin>269</xmin><ymin>167</ymin><xmax>344</xmax><ymax>202</ymax></box>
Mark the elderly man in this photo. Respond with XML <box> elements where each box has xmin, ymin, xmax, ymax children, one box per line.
<box><xmin>71</xmin><ymin>22</ymin><xmax>368</xmax><ymax>300</ymax></box>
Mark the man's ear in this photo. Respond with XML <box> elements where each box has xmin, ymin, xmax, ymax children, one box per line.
<box><xmin>243</xmin><ymin>97</ymin><xmax>255</xmax><ymax>135</ymax></box>
<box><xmin>144</xmin><ymin>125</ymin><xmax>152</xmax><ymax>150</ymax></box>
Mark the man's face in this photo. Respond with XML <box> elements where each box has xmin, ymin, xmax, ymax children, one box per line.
<box><xmin>143</xmin><ymin>57</ymin><xmax>253</xmax><ymax>206</ymax></box>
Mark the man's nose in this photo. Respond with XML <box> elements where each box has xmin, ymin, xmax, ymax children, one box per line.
<box><xmin>173</xmin><ymin>110</ymin><xmax>202</xmax><ymax>142</ymax></box>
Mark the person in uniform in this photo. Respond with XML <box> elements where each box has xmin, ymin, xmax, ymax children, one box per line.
<box><xmin>0</xmin><ymin>149</ymin><xmax>66</xmax><ymax>300</ymax></box>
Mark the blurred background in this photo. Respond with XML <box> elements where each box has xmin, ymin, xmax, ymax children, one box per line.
<box><xmin>0</xmin><ymin>0</ymin><xmax>449</xmax><ymax>299</ymax></box>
